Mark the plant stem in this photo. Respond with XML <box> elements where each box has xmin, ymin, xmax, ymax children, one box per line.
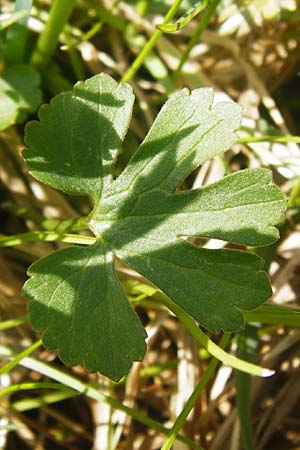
<box><xmin>121</xmin><ymin>0</ymin><xmax>184</xmax><ymax>83</ymax></box>
<box><xmin>174</xmin><ymin>0</ymin><xmax>221</xmax><ymax>80</ymax></box>
<box><xmin>0</xmin><ymin>231</ymin><xmax>95</xmax><ymax>248</ymax></box>
<box><xmin>31</xmin><ymin>0</ymin><xmax>77</xmax><ymax>69</ymax></box>
<box><xmin>161</xmin><ymin>333</ymin><xmax>231</xmax><ymax>450</ymax></box>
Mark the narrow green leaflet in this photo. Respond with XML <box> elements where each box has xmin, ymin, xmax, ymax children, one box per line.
<box><xmin>23</xmin><ymin>73</ymin><xmax>286</xmax><ymax>380</ymax></box>
<box><xmin>0</xmin><ymin>65</ymin><xmax>41</xmax><ymax>131</ymax></box>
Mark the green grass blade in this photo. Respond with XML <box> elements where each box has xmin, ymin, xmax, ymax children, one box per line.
<box><xmin>235</xmin><ymin>325</ymin><xmax>259</xmax><ymax>450</ymax></box>
<box><xmin>0</xmin><ymin>231</ymin><xmax>95</xmax><ymax>247</ymax></box>
<box><xmin>0</xmin><ymin>315</ymin><xmax>27</xmax><ymax>331</ymax></box>
<box><xmin>8</xmin><ymin>355</ymin><xmax>201</xmax><ymax>450</ymax></box>
<box><xmin>0</xmin><ymin>382</ymin><xmax>74</xmax><ymax>400</ymax></box>
<box><xmin>161</xmin><ymin>333</ymin><xmax>230</xmax><ymax>450</ymax></box>
<box><xmin>238</xmin><ymin>135</ymin><xmax>300</xmax><ymax>144</ymax></box>
<box><xmin>11</xmin><ymin>391</ymin><xmax>76</xmax><ymax>412</ymax></box>
<box><xmin>0</xmin><ymin>340</ymin><xmax>42</xmax><ymax>376</ymax></box>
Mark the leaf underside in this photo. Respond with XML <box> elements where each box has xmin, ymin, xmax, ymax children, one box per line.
<box><xmin>23</xmin><ymin>73</ymin><xmax>285</xmax><ymax>380</ymax></box>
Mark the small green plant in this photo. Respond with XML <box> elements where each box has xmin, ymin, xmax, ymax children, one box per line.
<box><xmin>22</xmin><ymin>73</ymin><xmax>285</xmax><ymax>381</ymax></box>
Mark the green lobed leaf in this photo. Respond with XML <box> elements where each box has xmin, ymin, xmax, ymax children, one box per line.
<box><xmin>0</xmin><ymin>64</ymin><xmax>41</xmax><ymax>131</ymax></box>
<box><xmin>24</xmin><ymin>73</ymin><xmax>134</xmax><ymax>199</ymax></box>
<box><xmin>23</xmin><ymin>241</ymin><xmax>146</xmax><ymax>381</ymax></box>
<box><xmin>23</xmin><ymin>73</ymin><xmax>286</xmax><ymax>379</ymax></box>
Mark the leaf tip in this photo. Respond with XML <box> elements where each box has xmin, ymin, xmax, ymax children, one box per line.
<box><xmin>262</xmin><ymin>368</ymin><xmax>275</xmax><ymax>377</ymax></box>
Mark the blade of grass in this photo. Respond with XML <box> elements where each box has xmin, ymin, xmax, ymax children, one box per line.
<box><xmin>84</xmin><ymin>0</ymin><xmax>126</xmax><ymax>33</ymax></box>
<box><xmin>235</xmin><ymin>325</ymin><xmax>259</xmax><ymax>450</ymax></box>
<box><xmin>238</xmin><ymin>136</ymin><xmax>300</xmax><ymax>143</ymax></box>
<box><xmin>124</xmin><ymin>281</ymin><xmax>275</xmax><ymax>377</ymax></box>
<box><xmin>161</xmin><ymin>333</ymin><xmax>231</xmax><ymax>450</ymax></box>
<box><xmin>0</xmin><ymin>382</ymin><xmax>75</xmax><ymax>400</ymax></box>
<box><xmin>64</xmin><ymin>29</ymin><xmax>85</xmax><ymax>80</ymax></box>
<box><xmin>11</xmin><ymin>360</ymin><xmax>178</xmax><ymax>412</ymax></box>
<box><xmin>0</xmin><ymin>351</ymin><xmax>202</xmax><ymax>450</ymax></box>
<box><xmin>0</xmin><ymin>231</ymin><xmax>95</xmax><ymax>247</ymax></box>
<box><xmin>0</xmin><ymin>340</ymin><xmax>42</xmax><ymax>376</ymax></box>
<box><xmin>63</xmin><ymin>0</ymin><xmax>123</xmax><ymax>49</ymax></box>
<box><xmin>0</xmin><ymin>315</ymin><xmax>28</xmax><ymax>331</ymax></box>
<box><xmin>124</xmin><ymin>0</ymin><xmax>176</xmax><ymax>93</ymax></box>
<box><xmin>11</xmin><ymin>391</ymin><xmax>77</xmax><ymax>412</ymax></box>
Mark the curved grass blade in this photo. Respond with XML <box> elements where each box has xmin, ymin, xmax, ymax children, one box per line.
<box><xmin>0</xmin><ymin>382</ymin><xmax>75</xmax><ymax>401</ymax></box>
<box><xmin>161</xmin><ymin>333</ymin><xmax>231</xmax><ymax>450</ymax></box>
